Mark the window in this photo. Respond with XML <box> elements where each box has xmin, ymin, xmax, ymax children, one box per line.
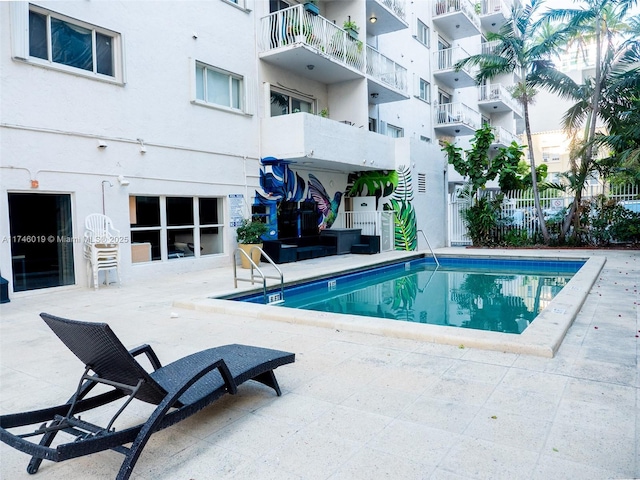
<box><xmin>420</xmin><ymin>135</ymin><xmax>432</xmax><ymax>143</ymax></box>
<box><xmin>386</xmin><ymin>124</ymin><xmax>404</xmax><ymax>138</ymax></box>
<box><xmin>416</xmin><ymin>20</ymin><xmax>430</xmax><ymax>48</ymax></box>
<box><xmin>27</xmin><ymin>6</ymin><xmax>120</xmax><ymax>80</ymax></box>
<box><xmin>270</xmin><ymin>89</ymin><xmax>313</xmax><ymax>116</ymax></box>
<box><xmin>196</xmin><ymin>62</ymin><xmax>243</xmax><ymax>111</ymax></box>
<box><xmin>542</xmin><ymin>147</ymin><xmax>560</xmax><ymax>163</ymax></box>
<box><xmin>418</xmin><ymin>78</ymin><xmax>431</xmax><ymax>102</ymax></box>
<box><xmin>130</xmin><ymin>196</ymin><xmax>224</xmax><ymax>262</ymax></box>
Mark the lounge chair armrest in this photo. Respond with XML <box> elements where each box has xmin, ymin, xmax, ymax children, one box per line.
<box><xmin>128</xmin><ymin>344</ymin><xmax>162</xmax><ymax>370</ymax></box>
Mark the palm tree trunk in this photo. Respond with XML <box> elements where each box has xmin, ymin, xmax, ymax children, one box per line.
<box><xmin>523</xmin><ymin>96</ymin><xmax>550</xmax><ymax>243</ymax></box>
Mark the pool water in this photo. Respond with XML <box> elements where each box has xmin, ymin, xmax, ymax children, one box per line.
<box><xmin>234</xmin><ymin>257</ymin><xmax>585</xmax><ymax>334</ymax></box>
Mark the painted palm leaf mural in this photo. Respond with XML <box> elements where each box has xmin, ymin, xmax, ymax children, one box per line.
<box><xmin>389</xmin><ymin>165</ymin><xmax>417</xmax><ymax>251</ymax></box>
<box><xmin>346</xmin><ymin>166</ymin><xmax>416</xmax><ymax>251</ymax></box>
<box><xmin>346</xmin><ymin>170</ymin><xmax>398</xmax><ymax>202</ymax></box>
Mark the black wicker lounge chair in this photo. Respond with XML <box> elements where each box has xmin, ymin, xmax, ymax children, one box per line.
<box><xmin>0</xmin><ymin>313</ymin><xmax>295</xmax><ymax>479</ymax></box>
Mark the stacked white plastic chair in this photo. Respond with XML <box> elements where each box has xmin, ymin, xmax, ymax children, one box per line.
<box><xmin>84</xmin><ymin>214</ymin><xmax>121</xmax><ymax>290</ymax></box>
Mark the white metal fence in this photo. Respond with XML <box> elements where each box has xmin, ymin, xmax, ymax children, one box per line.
<box><xmin>448</xmin><ymin>184</ymin><xmax>640</xmax><ymax>245</ymax></box>
<box><xmin>334</xmin><ymin>211</ymin><xmax>395</xmax><ymax>252</ymax></box>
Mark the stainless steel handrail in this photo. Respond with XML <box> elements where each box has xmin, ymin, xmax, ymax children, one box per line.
<box><xmin>417</xmin><ymin>229</ymin><xmax>440</xmax><ymax>267</ymax></box>
<box><xmin>233</xmin><ymin>247</ymin><xmax>285</xmax><ymax>304</ymax></box>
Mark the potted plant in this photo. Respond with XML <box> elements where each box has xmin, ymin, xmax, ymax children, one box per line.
<box><xmin>304</xmin><ymin>1</ymin><xmax>319</xmax><ymax>16</ymax></box>
<box><xmin>236</xmin><ymin>218</ymin><xmax>268</xmax><ymax>268</ymax></box>
<box><xmin>343</xmin><ymin>18</ymin><xmax>359</xmax><ymax>40</ymax></box>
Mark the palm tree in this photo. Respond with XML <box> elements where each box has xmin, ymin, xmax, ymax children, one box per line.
<box><xmin>455</xmin><ymin>0</ymin><xmax>559</xmax><ymax>243</ymax></box>
<box><xmin>534</xmin><ymin>0</ymin><xmax>639</xmax><ymax>239</ymax></box>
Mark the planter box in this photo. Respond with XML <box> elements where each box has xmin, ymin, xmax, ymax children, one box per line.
<box><xmin>304</xmin><ymin>2</ymin><xmax>319</xmax><ymax>15</ymax></box>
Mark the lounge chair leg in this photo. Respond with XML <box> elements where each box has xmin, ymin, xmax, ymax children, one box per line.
<box><xmin>252</xmin><ymin>370</ymin><xmax>282</xmax><ymax>396</ymax></box>
<box><xmin>26</xmin><ymin>420</ymin><xmax>61</xmax><ymax>474</ymax></box>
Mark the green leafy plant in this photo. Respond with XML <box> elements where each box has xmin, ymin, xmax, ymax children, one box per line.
<box><xmin>236</xmin><ymin>218</ymin><xmax>268</xmax><ymax>244</ymax></box>
<box><xmin>343</xmin><ymin>19</ymin><xmax>359</xmax><ymax>33</ymax></box>
<box><xmin>461</xmin><ymin>197</ymin><xmax>501</xmax><ymax>247</ymax></box>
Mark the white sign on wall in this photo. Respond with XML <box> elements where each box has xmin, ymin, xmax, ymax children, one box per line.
<box><xmin>228</xmin><ymin>194</ymin><xmax>245</xmax><ymax>227</ymax></box>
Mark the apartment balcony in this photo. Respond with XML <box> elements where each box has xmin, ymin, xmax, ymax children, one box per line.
<box><xmin>366</xmin><ymin>45</ymin><xmax>409</xmax><ymax>103</ymax></box>
<box><xmin>480</xmin><ymin>0</ymin><xmax>510</xmax><ymax>34</ymax></box>
<box><xmin>478</xmin><ymin>84</ymin><xmax>523</xmax><ymax>118</ymax></box>
<box><xmin>433</xmin><ymin>47</ymin><xmax>477</xmax><ymax>89</ymax></box>
<box><xmin>491</xmin><ymin>125</ymin><xmax>521</xmax><ymax>148</ymax></box>
<box><xmin>366</xmin><ymin>0</ymin><xmax>409</xmax><ymax>36</ymax></box>
<box><xmin>434</xmin><ymin>103</ymin><xmax>481</xmax><ymax>136</ymax></box>
<box><xmin>433</xmin><ymin>0</ymin><xmax>481</xmax><ymax>40</ymax></box>
<box><xmin>259</xmin><ymin>5</ymin><xmax>406</xmax><ymax>97</ymax></box>
<box><xmin>261</xmin><ymin>113</ymin><xmax>396</xmax><ymax>172</ymax></box>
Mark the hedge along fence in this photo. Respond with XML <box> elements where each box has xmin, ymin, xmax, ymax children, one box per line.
<box><xmin>449</xmin><ymin>183</ymin><xmax>640</xmax><ymax>246</ymax></box>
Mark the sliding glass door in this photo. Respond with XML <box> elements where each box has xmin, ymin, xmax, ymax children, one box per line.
<box><xmin>8</xmin><ymin>193</ymin><xmax>75</xmax><ymax>291</ymax></box>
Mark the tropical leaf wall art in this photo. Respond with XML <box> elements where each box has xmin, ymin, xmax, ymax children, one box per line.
<box><xmin>345</xmin><ymin>170</ymin><xmax>398</xmax><ymax>202</ymax></box>
<box><xmin>255</xmin><ymin>159</ymin><xmax>307</xmax><ymax>240</ymax></box>
<box><xmin>389</xmin><ymin>165</ymin><xmax>417</xmax><ymax>251</ymax></box>
<box><xmin>345</xmin><ymin>166</ymin><xmax>417</xmax><ymax>251</ymax></box>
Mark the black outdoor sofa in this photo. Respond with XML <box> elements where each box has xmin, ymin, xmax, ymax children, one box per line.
<box><xmin>262</xmin><ymin>235</ymin><xmax>338</xmax><ymax>263</ymax></box>
<box><xmin>0</xmin><ymin>313</ymin><xmax>295</xmax><ymax>480</ymax></box>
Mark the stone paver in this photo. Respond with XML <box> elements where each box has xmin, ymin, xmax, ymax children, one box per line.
<box><xmin>1</xmin><ymin>248</ymin><xmax>638</xmax><ymax>479</ymax></box>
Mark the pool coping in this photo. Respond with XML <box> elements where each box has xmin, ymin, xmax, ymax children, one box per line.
<box><xmin>174</xmin><ymin>253</ymin><xmax>606</xmax><ymax>358</ymax></box>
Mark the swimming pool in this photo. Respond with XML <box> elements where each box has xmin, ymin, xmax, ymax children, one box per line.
<box><xmin>231</xmin><ymin>257</ymin><xmax>584</xmax><ymax>335</ymax></box>
<box><xmin>180</xmin><ymin>252</ymin><xmax>605</xmax><ymax>357</ymax></box>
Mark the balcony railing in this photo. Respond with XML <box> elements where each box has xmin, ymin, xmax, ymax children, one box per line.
<box><xmin>434</xmin><ymin>46</ymin><xmax>475</xmax><ymax>75</ymax></box>
<box><xmin>435</xmin><ymin>103</ymin><xmax>481</xmax><ymax>130</ymax></box>
<box><xmin>366</xmin><ymin>45</ymin><xmax>408</xmax><ymax>94</ymax></box>
<box><xmin>482</xmin><ymin>0</ymin><xmax>509</xmax><ymax>15</ymax></box>
<box><xmin>492</xmin><ymin>125</ymin><xmax>520</xmax><ymax>146</ymax></box>
<box><xmin>379</xmin><ymin>0</ymin><xmax>407</xmax><ymax>21</ymax></box>
<box><xmin>433</xmin><ymin>0</ymin><xmax>481</xmax><ymax>30</ymax></box>
<box><xmin>259</xmin><ymin>5</ymin><xmax>365</xmax><ymax>73</ymax></box>
<box><xmin>478</xmin><ymin>84</ymin><xmax>523</xmax><ymax>116</ymax></box>
<box><xmin>481</xmin><ymin>40</ymin><xmax>501</xmax><ymax>55</ymax></box>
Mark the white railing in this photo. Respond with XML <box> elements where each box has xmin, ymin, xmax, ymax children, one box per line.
<box><xmin>478</xmin><ymin>84</ymin><xmax>523</xmax><ymax>116</ymax></box>
<box><xmin>435</xmin><ymin>103</ymin><xmax>481</xmax><ymax>130</ymax></box>
<box><xmin>366</xmin><ymin>45</ymin><xmax>408</xmax><ymax>94</ymax></box>
<box><xmin>492</xmin><ymin>125</ymin><xmax>520</xmax><ymax>146</ymax></box>
<box><xmin>334</xmin><ymin>211</ymin><xmax>395</xmax><ymax>251</ymax></box>
<box><xmin>259</xmin><ymin>5</ymin><xmax>365</xmax><ymax>73</ymax></box>
<box><xmin>379</xmin><ymin>0</ymin><xmax>407</xmax><ymax>21</ymax></box>
<box><xmin>482</xmin><ymin>40</ymin><xmax>501</xmax><ymax>55</ymax></box>
<box><xmin>482</xmin><ymin>0</ymin><xmax>509</xmax><ymax>15</ymax></box>
<box><xmin>448</xmin><ymin>193</ymin><xmax>472</xmax><ymax>245</ymax></box>
<box><xmin>433</xmin><ymin>0</ymin><xmax>481</xmax><ymax>29</ymax></box>
<box><xmin>434</xmin><ymin>46</ymin><xmax>476</xmax><ymax>76</ymax></box>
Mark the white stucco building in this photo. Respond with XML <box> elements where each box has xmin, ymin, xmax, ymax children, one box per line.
<box><xmin>0</xmin><ymin>0</ymin><xmax>521</xmax><ymax>295</ymax></box>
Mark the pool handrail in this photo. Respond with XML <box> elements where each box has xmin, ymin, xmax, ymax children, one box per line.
<box><xmin>233</xmin><ymin>247</ymin><xmax>285</xmax><ymax>304</ymax></box>
<box><xmin>417</xmin><ymin>229</ymin><xmax>440</xmax><ymax>267</ymax></box>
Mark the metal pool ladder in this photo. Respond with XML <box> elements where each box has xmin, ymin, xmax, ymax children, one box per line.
<box><xmin>233</xmin><ymin>246</ymin><xmax>285</xmax><ymax>304</ymax></box>
<box><xmin>417</xmin><ymin>229</ymin><xmax>440</xmax><ymax>267</ymax></box>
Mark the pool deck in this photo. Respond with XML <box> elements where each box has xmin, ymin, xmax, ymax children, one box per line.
<box><xmin>1</xmin><ymin>247</ymin><xmax>638</xmax><ymax>479</ymax></box>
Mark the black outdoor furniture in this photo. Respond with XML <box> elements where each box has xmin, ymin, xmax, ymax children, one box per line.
<box><xmin>0</xmin><ymin>313</ymin><xmax>295</xmax><ymax>480</ymax></box>
<box><xmin>351</xmin><ymin>235</ymin><xmax>381</xmax><ymax>254</ymax></box>
<box><xmin>262</xmin><ymin>235</ymin><xmax>338</xmax><ymax>263</ymax></box>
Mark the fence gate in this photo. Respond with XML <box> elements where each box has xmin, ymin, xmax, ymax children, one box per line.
<box><xmin>448</xmin><ymin>192</ymin><xmax>471</xmax><ymax>246</ymax></box>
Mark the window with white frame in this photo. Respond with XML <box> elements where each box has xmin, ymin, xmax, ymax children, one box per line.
<box><xmin>386</xmin><ymin>124</ymin><xmax>404</xmax><ymax>138</ymax></box>
<box><xmin>195</xmin><ymin>62</ymin><xmax>244</xmax><ymax>111</ymax></box>
<box><xmin>419</xmin><ymin>78</ymin><xmax>431</xmax><ymax>102</ymax></box>
<box><xmin>542</xmin><ymin>147</ymin><xmax>561</xmax><ymax>163</ymax></box>
<box><xmin>270</xmin><ymin>89</ymin><xmax>314</xmax><ymax>116</ymax></box>
<box><xmin>129</xmin><ymin>196</ymin><xmax>224</xmax><ymax>262</ymax></box>
<box><xmin>25</xmin><ymin>5</ymin><xmax>121</xmax><ymax>80</ymax></box>
<box><xmin>416</xmin><ymin>20</ymin><xmax>430</xmax><ymax>48</ymax></box>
